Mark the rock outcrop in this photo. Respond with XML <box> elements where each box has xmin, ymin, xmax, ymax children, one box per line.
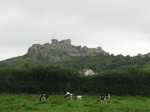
<box><xmin>79</xmin><ymin>69</ymin><xmax>96</xmax><ymax>76</ymax></box>
<box><xmin>27</xmin><ymin>39</ymin><xmax>107</xmax><ymax>62</ymax></box>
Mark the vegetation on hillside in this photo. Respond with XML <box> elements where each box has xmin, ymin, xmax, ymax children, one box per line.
<box><xmin>1</xmin><ymin>54</ymin><xmax>150</xmax><ymax>74</ymax></box>
<box><xmin>0</xmin><ymin>51</ymin><xmax>150</xmax><ymax>95</ymax></box>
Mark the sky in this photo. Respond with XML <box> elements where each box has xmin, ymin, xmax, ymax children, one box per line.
<box><xmin>1</xmin><ymin>0</ymin><xmax>150</xmax><ymax>60</ymax></box>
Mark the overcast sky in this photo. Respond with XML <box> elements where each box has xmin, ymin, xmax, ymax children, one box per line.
<box><xmin>1</xmin><ymin>0</ymin><xmax>150</xmax><ymax>60</ymax></box>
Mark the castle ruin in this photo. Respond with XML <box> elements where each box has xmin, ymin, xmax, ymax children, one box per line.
<box><xmin>27</xmin><ymin>39</ymin><xmax>107</xmax><ymax>62</ymax></box>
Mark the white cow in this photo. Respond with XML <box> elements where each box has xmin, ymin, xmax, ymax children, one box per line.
<box><xmin>76</xmin><ymin>95</ymin><xmax>82</xmax><ymax>100</ymax></box>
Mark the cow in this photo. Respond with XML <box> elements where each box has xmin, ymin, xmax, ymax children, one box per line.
<box><xmin>64</xmin><ymin>91</ymin><xmax>73</xmax><ymax>100</ymax></box>
<box><xmin>40</xmin><ymin>94</ymin><xmax>49</xmax><ymax>102</ymax></box>
<box><xmin>76</xmin><ymin>95</ymin><xmax>82</xmax><ymax>100</ymax></box>
<box><xmin>100</xmin><ymin>93</ymin><xmax>111</xmax><ymax>104</ymax></box>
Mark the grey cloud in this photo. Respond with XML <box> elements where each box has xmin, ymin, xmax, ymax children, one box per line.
<box><xmin>1</xmin><ymin>0</ymin><xmax>150</xmax><ymax>60</ymax></box>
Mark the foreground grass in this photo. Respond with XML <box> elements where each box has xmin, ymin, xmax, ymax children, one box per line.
<box><xmin>0</xmin><ymin>94</ymin><xmax>150</xmax><ymax>112</ymax></box>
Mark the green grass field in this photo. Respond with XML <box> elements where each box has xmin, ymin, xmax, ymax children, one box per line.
<box><xmin>0</xmin><ymin>94</ymin><xmax>150</xmax><ymax>112</ymax></box>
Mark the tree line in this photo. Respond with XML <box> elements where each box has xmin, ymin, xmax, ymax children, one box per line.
<box><xmin>0</xmin><ymin>65</ymin><xmax>150</xmax><ymax>96</ymax></box>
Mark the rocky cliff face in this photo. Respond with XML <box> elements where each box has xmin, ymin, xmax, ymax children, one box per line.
<box><xmin>27</xmin><ymin>39</ymin><xmax>107</xmax><ymax>62</ymax></box>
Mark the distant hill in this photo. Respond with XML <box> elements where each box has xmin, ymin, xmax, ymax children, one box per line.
<box><xmin>1</xmin><ymin>39</ymin><xmax>150</xmax><ymax>74</ymax></box>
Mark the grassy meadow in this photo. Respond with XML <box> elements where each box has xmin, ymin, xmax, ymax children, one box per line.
<box><xmin>0</xmin><ymin>94</ymin><xmax>150</xmax><ymax>112</ymax></box>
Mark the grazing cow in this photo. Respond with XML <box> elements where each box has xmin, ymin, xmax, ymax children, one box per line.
<box><xmin>106</xmin><ymin>93</ymin><xmax>110</xmax><ymax>101</ymax></box>
<box><xmin>40</xmin><ymin>94</ymin><xmax>49</xmax><ymax>102</ymax></box>
<box><xmin>64</xmin><ymin>92</ymin><xmax>83</xmax><ymax>100</ymax></box>
<box><xmin>100</xmin><ymin>93</ymin><xmax>110</xmax><ymax>104</ymax></box>
<box><xmin>100</xmin><ymin>95</ymin><xmax>107</xmax><ymax>104</ymax></box>
<box><xmin>64</xmin><ymin>91</ymin><xmax>73</xmax><ymax>100</ymax></box>
<box><xmin>106</xmin><ymin>93</ymin><xmax>111</xmax><ymax>103</ymax></box>
<box><xmin>76</xmin><ymin>95</ymin><xmax>82</xmax><ymax>100</ymax></box>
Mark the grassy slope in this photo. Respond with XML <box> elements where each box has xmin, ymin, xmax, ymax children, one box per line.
<box><xmin>0</xmin><ymin>94</ymin><xmax>150</xmax><ymax>112</ymax></box>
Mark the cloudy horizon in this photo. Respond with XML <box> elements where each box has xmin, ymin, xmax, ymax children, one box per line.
<box><xmin>1</xmin><ymin>0</ymin><xmax>150</xmax><ymax>61</ymax></box>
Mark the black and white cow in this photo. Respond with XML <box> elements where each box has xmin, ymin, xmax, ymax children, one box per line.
<box><xmin>64</xmin><ymin>91</ymin><xmax>73</xmax><ymax>100</ymax></box>
<box><xmin>40</xmin><ymin>94</ymin><xmax>49</xmax><ymax>102</ymax></box>
<box><xmin>100</xmin><ymin>93</ymin><xmax>110</xmax><ymax>104</ymax></box>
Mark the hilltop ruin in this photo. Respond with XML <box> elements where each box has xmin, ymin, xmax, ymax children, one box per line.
<box><xmin>27</xmin><ymin>39</ymin><xmax>107</xmax><ymax>62</ymax></box>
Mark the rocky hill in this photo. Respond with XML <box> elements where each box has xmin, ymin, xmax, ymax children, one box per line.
<box><xmin>27</xmin><ymin>39</ymin><xmax>107</xmax><ymax>62</ymax></box>
<box><xmin>1</xmin><ymin>39</ymin><xmax>150</xmax><ymax>74</ymax></box>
